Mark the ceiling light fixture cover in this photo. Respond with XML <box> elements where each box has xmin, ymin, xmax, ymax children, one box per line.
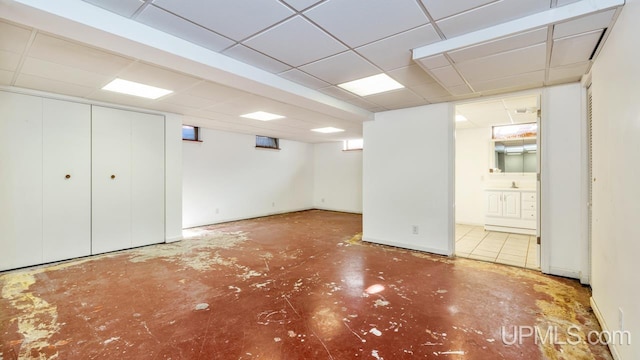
<box><xmin>338</xmin><ymin>73</ymin><xmax>404</xmax><ymax>96</ymax></box>
<box><xmin>102</xmin><ymin>78</ymin><xmax>173</xmax><ymax>99</ymax></box>
<box><xmin>312</xmin><ymin>127</ymin><xmax>345</xmax><ymax>133</ymax></box>
<box><xmin>240</xmin><ymin>111</ymin><xmax>285</xmax><ymax>121</ymax></box>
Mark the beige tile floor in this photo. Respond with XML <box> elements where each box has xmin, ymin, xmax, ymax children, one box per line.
<box><xmin>455</xmin><ymin>224</ymin><xmax>539</xmax><ymax>269</ymax></box>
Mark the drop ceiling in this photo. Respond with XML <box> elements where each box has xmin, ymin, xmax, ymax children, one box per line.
<box><xmin>0</xmin><ymin>0</ymin><xmax>624</xmax><ymax>143</ymax></box>
<box><xmin>456</xmin><ymin>94</ymin><xmax>539</xmax><ymax>129</ymax></box>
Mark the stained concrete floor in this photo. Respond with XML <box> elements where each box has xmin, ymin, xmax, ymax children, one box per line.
<box><xmin>0</xmin><ymin>210</ymin><xmax>611</xmax><ymax>359</ymax></box>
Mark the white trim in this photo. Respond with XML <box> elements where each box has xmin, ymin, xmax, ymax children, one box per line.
<box><xmin>548</xmin><ymin>266</ymin><xmax>581</xmax><ymax>279</ymax></box>
<box><xmin>362</xmin><ymin>237</ymin><xmax>452</xmax><ymax>257</ymax></box>
<box><xmin>312</xmin><ymin>206</ymin><xmax>362</xmax><ymax>215</ymax></box>
<box><xmin>448</xmin><ymin>103</ymin><xmax>456</xmax><ymax>258</ymax></box>
<box><xmin>182</xmin><ymin>207</ymin><xmax>315</xmax><ymax>229</ymax></box>
<box><xmin>165</xmin><ymin>236</ymin><xmax>183</xmax><ymax>243</ymax></box>
<box><xmin>412</xmin><ymin>0</ymin><xmax>624</xmax><ymax>60</ymax></box>
<box><xmin>590</xmin><ymin>297</ymin><xmax>622</xmax><ymax>360</ymax></box>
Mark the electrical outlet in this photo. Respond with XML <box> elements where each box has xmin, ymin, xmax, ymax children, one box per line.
<box><xmin>618</xmin><ymin>308</ymin><xmax>624</xmax><ymax>331</ymax></box>
<box><xmin>412</xmin><ymin>225</ymin><xmax>419</xmax><ymax>235</ymax></box>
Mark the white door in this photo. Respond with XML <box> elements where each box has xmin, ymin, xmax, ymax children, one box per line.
<box><xmin>92</xmin><ymin>106</ymin><xmax>132</xmax><ymax>254</ymax></box>
<box><xmin>503</xmin><ymin>192</ymin><xmax>521</xmax><ymax>218</ymax></box>
<box><xmin>486</xmin><ymin>191</ymin><xmax>502</xmax><ymax>217</ymax></box>
<box><xmin>42</xmin><ymin>99</ymin><xmax>91</xmax><ymax>262</ymax></box>
<box><xmin>0</xmin><ymin>92</ymin><xmax>43</xmax><ymax>270</ymax></box>
<box><xmin>131</xmin><ymin>112</ymin><xmax>165</xmax><ymax>247</ymax></box>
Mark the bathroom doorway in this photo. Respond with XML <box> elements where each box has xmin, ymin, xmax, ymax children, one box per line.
<box><xmin>453</xmin><ymin>92</ymin><xmax>541</xmax><ymax>270</ymax></box>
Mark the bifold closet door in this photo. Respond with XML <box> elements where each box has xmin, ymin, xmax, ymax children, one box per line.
<box><xmin>131</xmin><ymin>113</ymin><xmax>165</xmax><ymax>248</ymax></box>
<box><xmin>42</xmin><ymin>99</ymin><xmax>91</xmax><ymax>263</ymax></box>
<box><xmin>0</xmin><ymin>92</ymin><xmax>43</xmax><ymax>270</ymax></box>
<box><xmin>92</xmin><ymin>106</ymin><xmax>133</xmax><ymax>254</ymax></box>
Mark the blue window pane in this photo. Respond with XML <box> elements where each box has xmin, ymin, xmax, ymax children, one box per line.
<box><xmin>182</xmin><ymin>126</ymin><xmax>196</xmax><ymax>140</ymax></box>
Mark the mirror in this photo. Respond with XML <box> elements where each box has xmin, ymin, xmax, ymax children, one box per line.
<box><xmin>492</xmin><ymin>139</ymin><xmax>537</xmax><ymax>173</ymax></box>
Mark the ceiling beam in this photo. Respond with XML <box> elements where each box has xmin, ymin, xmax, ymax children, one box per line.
<box><xmin>412</xmin><ymin>0</ymin><xmax>625</xmax><ymax>61</ymax></box>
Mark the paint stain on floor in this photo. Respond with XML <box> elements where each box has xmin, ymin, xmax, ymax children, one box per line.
<box><xmin>0</xmin><ymin>210</ymin><xmax>612</xmax><ymax>359</ymax></box>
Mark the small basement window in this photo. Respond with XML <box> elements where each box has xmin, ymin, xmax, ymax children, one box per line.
<box><xmin>343</xmin><ymin>139</ymin><xmax>363</xmax><ymax>151</ymax></box>
<box><xmin>256</xmin><ymin>135</ymin><xmax>279</xmax><ymax>150</ymax></box>
<box><xmin>182</xmin><ymin>125</ymin><xmax>200</xmax><ymax>141</ymax></box>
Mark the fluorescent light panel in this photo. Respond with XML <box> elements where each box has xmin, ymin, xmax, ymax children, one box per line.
<box><xmin>338</xmin><ymin>73</ymin><xmax>404</xmax><ymax>96</ymax></box>
<box><xmin>241</xmin><ymin>111</ymin><xmax>285</xmax><ymax>121</ymax></box>
<box><xmin>312</xmin><ymin>127</ymin><xmax>344</xmax><ymax>134</ymax></box>
<box><xmin>102</xmin><ymin>78</ymin><xmax>172</xmax><ymax>99</ymax></box>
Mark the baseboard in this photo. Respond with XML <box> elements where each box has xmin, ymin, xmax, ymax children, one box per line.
<box><xmin>183</xmin><ymin>207</ymin><xmax>316</xmax><ymax>229</ymax></box>
<box><xmin>590</xmin><ymin>297</ymin><xmax>622</xmax><ymax>360</ymax></box>
<box><xmin>362</xmin><ymin>236</ymin><xmax>451</xmax><ymax>256</ymax></box>
<box><xmin>547</xmin><ymin>266</ymin><xmax>581</xmax><ymax>280</ymax></box>
<box><xmin>312</xmin><ymin>206</ymin><xmax>362</xmax><ymax>215</ymax></box>
<box><xmin>165</xmin><ymin>235</ymin><xmax>183</xmax><ymax>243</ymax></box>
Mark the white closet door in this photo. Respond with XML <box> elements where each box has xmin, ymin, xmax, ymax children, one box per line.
<box><xmin>91</xmin><ymin>106</ymin><xmax>132</xmax><ymax>254</ymax></box>
<box><xmin>131</xmin><ymin>113</ymin><xmax>165</xmax><ymax>247</ymax></box>
<box><xmin>42</xmin><ymin>99</ymin><xmax>91</xmax><ymax>263</ymax></box>
<box><xmin>0</xmin><ymin>91</ymin><xmax>43</xmax><ymax>270</ymax></box>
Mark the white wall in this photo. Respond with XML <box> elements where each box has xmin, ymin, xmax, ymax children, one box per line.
<box><xmin>590</xmin><ymin>1</ymin><xmax>640</xmax><ymax>358</ymax></box>
<box><xmin>540</xmin><ymin>83</ymin><xmax>589</xmax><ymax>282</ymax></box>
<box><xmin>182</xmin><ymin>128</ymin><xmax>314</xmax><ymax>228</ymax></box>
<box><xmin>363</xmin><ymin>103</ymin><xmax>454</xmax><ymax>255</ymax></box>
<box><xmin>313</xmin><ymin>142</ymin><xmax>362</xmax><ymax>213</ymax></box>
<box><xmin>455</xmin><ymin>127</ymin><xmax>537</xmax><ymax>225</ymax></box>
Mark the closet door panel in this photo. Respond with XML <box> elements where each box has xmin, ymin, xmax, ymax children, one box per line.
<box><xmin>42</xmin><ymin>99</ymin><xmax>91</xmax><ymax>262</ymax></box>
<box><xmin>91</xmin><ymin>106</ymin><xmax>132</xmax><ymax>254</ymax></box>
<box><xmin>131</xmin><ymin>113</ymin><xmax>165</xmax><ymax>247</ymax></box>
<box><xmin>0</xmin><ymin>91</ymin><xmax>43</xmax><ymax>270</ymax></box>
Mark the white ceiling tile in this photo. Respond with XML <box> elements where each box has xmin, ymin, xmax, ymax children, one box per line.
<box><xmin>15</xmin><ymin>73</ymin><xmax>96</xmax><ymax>98</ymax></box>
<box><xmin>364</xmin><ymin>88</ymin><xmax>425</xmax><ymax>108</ymax></box>
<box><xmin>342</xmin><ymin>96</ymin><xmax>386</xmax><ymax>111</ymax></box>
<box><xmin>20</xmin><ymin>57</ymin><xmax>112</xmax><ymax>88</ymax></box>
<box><xmin>135</xmin><ymin>5</ymin><xmax>235</xmax><ymax>52</ymax></box>
<box><xmin>299</xmin><ymin>51</ymin><xmax>379</xmax><ymax>85</ymax></box>
<box><xmin>471</xmin><ymin>70</ymin><xmax>544</xmax><ymax>93</ymax></box>
<box><xmin>420</xmin><ymin>0</ymin><xmax>495</xmax><ymax>21</ymax></box>
<box><xmin>416</xmin><ymin>54</ymin><xmax>450</xmax><ymax>69</ymax></box>
<box><xmin>0</xmin><ymin>50</ymin><xmax>21</xmax><ymax>72</ymax></box>
<box><xmin>116</xmin><ymin>61</ymin><xmax>202</xmax><ymax>92</ymax></box>
<box><xmin>281</xmin><ymin>0</ymin><xmax>323</xmax><ymax>11</ymax></box>
<box><xmin>304</xmin><ymin>0</ymin><xmax>429</xmax><ymax>48</ymax></box>
<box><xmin>82</xmin><ymin>0</ymin><xmax>144</xmax><ymax>17</ymax></box>
<box><xmin>410</xmin><ymin>82</ymin><xmax>450</xmax><ymax>100</ymax></box>
<box><xmin>436</xmin><ymin>0</ymin><xmax>551</xmax><ymax>39</ymax></box>
<box><xmin>430</xmin><ymin>65</ymin><xmax>465</xmax><ymax>87</ymax></box>
<box><xmin>278</xmin><ymin>69</ymin><xmax>329</xmax><ymax>89</ymax></box>
<box><xmin>547</xmin><ymin>61</ymin><xmax>590</xmax><ymax>83</ymax></box>
<box><xmin>502</xmin><ymin>95</ymin><xmax>539</xmax><ymax>110</ymax></box>
<box><xmin>456</xmin><ymin>43</ymin><xmax>546</xmax><ymax>83</ymax></box>
<box><xmin>152</xmin><ymin>0</ymin><xmax>294</xmax><ymax>41</ymax></box>
<box><xmin>387</xmin><ymin>65</ymin><xmax>437</xmax><ymax>87</ymax></box>
<box><xmin>223</xmin><ymin>45</ymin><xmax>291</xmax><ymax>73</ymax></box>
<box><xmin>159</xmin><ymin>92</ymin><xmax>223</xmax><ymax>109</ymax></box>
<box><xmin>550</xmin><ymin>30</ymin><xmax>602</xmax><ymax>67</ymax></box>
<box><xmin>0</xmin><ymin>70</ymin><xmax>14</xmax><ymax>85</ymax></box>
<box><xmin>553</xmin><ymin>9</ymin><xmax>615</xmax><ymax>39</ymax></box>
<box><xmin>448</xmin><ymin>27</ymin><xmax>548</xmax><ymax>63</ymax></box>
<box><xmin>356</xmin><ymin>25</ymin><xmax>441</xmax><ymax>71</ymax></box>
<box><xmin>28</xmin><ymin>34</ymin><xmax>133</xmax><ymax>76</ymax></box>
<box><xmin>0</xmin><ymin>20</ymin><xmax>32</xmax><ymax>53</ymax></box>
<box><xmin>87</xmin><ymin>88</ymin><xmax>157</xmax><ymax>107</ymax></box>
<box><xmin>186</xmin><ymin>81</ymin><xmax>251</xmax><ymax>103</ymax></box>
<box><xmin>243</xmin><ymin>16</ymin><xmax>347</xmax><ymax>67</ymax></box>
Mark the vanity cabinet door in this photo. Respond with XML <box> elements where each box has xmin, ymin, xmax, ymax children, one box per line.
<box><xmin>503</xmin><ymin>192</ymin><xmax>521</xmax><ymax>218</ymax></box>
<box><xmin>486</xmin><ymin>191</ymin><xmax>503</xmax><ymax>217</ymax></box>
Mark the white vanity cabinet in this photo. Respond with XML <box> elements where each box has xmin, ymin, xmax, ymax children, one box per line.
<box><xmin>485</xmin><ymin>189</ymin><xmax>536</xmax><ymax>235</ymax></box>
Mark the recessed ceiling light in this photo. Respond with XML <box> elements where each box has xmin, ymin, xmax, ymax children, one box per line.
<box><xmin>455</xmin><ymin>114</ymin><xmax>468</xmax><ymax>122</ymax></box>
<box><xmin>102</xmin><ymin>78</ymin><xmax>173</xmax><ymax>99</ymax></box>
<box><xmin>338</xmin><ymin>73</ymin><xmax>404</xmax><ymax>97</ymax></box>
<box><xmin>240</xmin><ymin>111</ymin><xmax>285</xmax><ymax>121</ymax></box>
<box><xmin>312</xmin><ymin>127</ymin><xmax>345</xmax><ymax>134</ymax></box>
